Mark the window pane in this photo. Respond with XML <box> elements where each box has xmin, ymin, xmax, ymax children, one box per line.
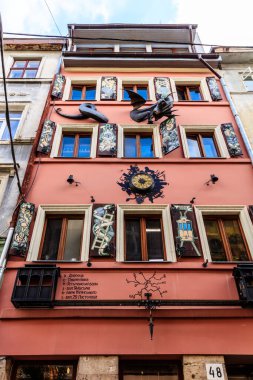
<box><xmin>78</xmin><ymin>136</ymin><xmax>91</xmax><ymax>158</ymax></box>
<box><xmin>13</xmin><ymin>61</ymin><xmax>26</xmax><ymax>68</ymax></box>
<box><xmin>125</xmin><ymin>219</ymin><xmax>142</xmax><ymax>261</ymax></box>
<box><xmin>1</xmin><ymin>119</ymin><xmax>20</xmax><ymax>140</ymax></box>
<box><xmin>63</xmin><ymin>219</ymin><xmax>83</xmax><ymax>261</ymax></box>
<box><xmin>244</xmin><ymin>77</ymin><xmax>253</xmax><ymax>91</ymax></box>
<box><xmin>9</xmin><ymin>70</ymin><xmax>23</xmax><ymax>78</ymax></box>
<box><xmin>41</xmin><ymin>218</ymin><xmax>62</xmax><ymax>260</ymax></box>
<box><xmin>177</xmin><ymin>87</ymin><xmax>186</xmax><ymax>100</ymax></box>
<box><xmin>85</xmin><ymin>86</ymin><xmax>96</xmax><ymax>100</ymax></box>
<box><xmin>204</xmin><ymin>219</ymin><xmax>227</xmax><ymax>261</ymax></box>
<box><xmin>140</xmin><ymin>136</ymin><xmax>154</xmax><ymax>158</ymax></box>
<box><xmin>189</xmin><ymin>87</ymin><xmax>202</xmax><ymax>101</ymax></box>
<box><xmin>123</xmin><ymin>87</ymin><xmax>134</xmax><ymax>100</ymax></box>
<box><xmin>223</xmin><ymin>219</ymin><xmax>249</xmax><ymax>261</ymax></box>
<box><xmin>71</xmin><ymin>87</ymin><xmax>83</xmax><ymax>100</ymax></box>
<box><xmin>15</xmin><ymin>363</ymin><xmax>74</xmax><ymax>380</ymax></box>
<box><xmin>27</xmin><ymin>61</ymin><xmax>40</xmax><ymax>68</ymax></box>
<box><xmin>146</xmin><ymin>219</ymin><xmax>164</xmax><ymax>260</ymax></box>
<box><xmin>61</xmin><ymin>136</ymin><xmax>75</xmax><ymax>157</ymax></box>
<box><xmin>9</xmin><ymin>112</ymin><xmax>22</xmax><ymax>118</ymax></box>
<box><xmin>202</xmin><ymin>136</ymin><xmax>218</xmax><ymax>158</ymax></box>
<box><xmin>124</xmin><ymin>136</ymin><xmax>137</xmax><ymax>157</ymax></box>
<box><xmin>137</xmin><ymin>87</ymin><xmax>148</xmax><ymax>99</ymax></box>
<box><xmin>23</xmin><ymin>70</ymin><xmax>37</xmax><ymax>78</ymax></box>
<box><xmin>187</xmin><ymin>136</ymin><xmax>202</xmax><ymax>157</ymax></box>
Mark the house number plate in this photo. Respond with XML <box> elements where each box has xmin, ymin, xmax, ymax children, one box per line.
<box><xmin>206</xmin><ymin>364</ymin><xmax>225</xmax><ymax>380</ymax></box>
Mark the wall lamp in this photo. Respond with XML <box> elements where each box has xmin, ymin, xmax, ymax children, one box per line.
<box><xmin>67</xmin><ymin>175</ymin><xmax>80</xmax><ymax>186</ymax></box>
<box><xmin>206</xmin><ymin>174</ymin><xmax>219</xmax><ymax>186</ymax></box>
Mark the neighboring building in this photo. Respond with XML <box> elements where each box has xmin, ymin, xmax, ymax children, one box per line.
<box><xmin>0</xmin><ymin>38</ymin><xmax>64</xmax><ymax>254</ymax></box>
<box><xmin>212</xmin><ymin>46</ymin><xmax>253</xmax><ymax>149</ymax></box>
<box><xmin>1</xmin><ymin>24</ymin><xmax>253</xmax><ymax>379</ymax></box>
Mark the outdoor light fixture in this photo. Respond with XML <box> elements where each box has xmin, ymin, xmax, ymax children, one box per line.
<box><xmin>202</xmin><ymin>259</ymin><xmax>208</xmax><ymax>268</ymax></box>
<box><xmin>90</xmin><ymin>196</ymin><xmax>95</xmax><ymax>203</ymax></box>
<box><xmin>190</xmin><ymin>197</ymin><xmax>196</xmax><ymax>204</ymax></box>
<box><xmin>206</xmin><ymin>174</ymin><xmax>219</xmax><ymax>185</ymax></box>
<box><xmin>67</xmin><ymin>175</ymin><xmax>80</xmax><ymax>186</ymax></box>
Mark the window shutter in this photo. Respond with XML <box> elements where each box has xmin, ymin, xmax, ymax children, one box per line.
<box><xmin>170</xmin><ymin>204</ymin><xmax>202</xmax><ymax>257</ymax></box>
<box><xmin>90</xmin><ymin>204</ymin><xmax>116</xmax><ymax>258</ymax></box>
<box><xmin>160</xmin><ymin>117</ymin><xmax>179</xmax><ymax>155</ymax></box>
<box><xmin>100</xmin><ymin>76</ymin><xmax>117</xmax><ymax>100</ymax></box>
<box><xmin>97</xmin><ymin>124</ymin><xmax>117</xmax><ymax>156</ymax></box>
<box><xmin>221</xmin><ymin>123</ymin><xmax>243</xmax><ymax>157</ymax></box>
<box><xmin>154</xmin><ymin>77</ymin><xmax>171</xmax><ymax>100</ymax></box>
<box><xmin>37</xmin><ymin>120</ymin><xmax>56</xmax><ymax>154</ymax></box>
<box><xmin>206</xmin><ymin>77</ymin><xmax>222</xmax><ymax>101</ymax></box>
<box><xmin>11</xmin><ymin>202</ymin><xmax>35</xmax><ymax>253</ymax></box>
<box><xmin>51</xmin><ymin>74</ymin><xmax>65</xmax><ymax>99</ymax></box>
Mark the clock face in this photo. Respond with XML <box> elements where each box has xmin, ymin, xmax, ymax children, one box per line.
<box><xmin>130</xmin><ymin>173</ymin><xmax>154</xmax><ymax>192</ymax></box>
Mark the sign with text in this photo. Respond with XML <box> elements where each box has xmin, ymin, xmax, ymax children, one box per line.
<box><xmin>206</xmin><ymin>364</ymin><xmax>225</xmax><ymax>380</ymax></box>
<box><xmin>61</xmin><ymin>273</ymin><xmax>98</xmax><ymax>300</ymax></box>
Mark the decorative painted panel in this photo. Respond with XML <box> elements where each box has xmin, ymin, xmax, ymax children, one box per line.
<box><xmin>51</xmin><ymin>74</ymin><xmax>65</xmax><ymax>99</ymax></box>
<box><xmin>97</xmin><ymin>124</ymin><xmax>117</xmax><ymax>156</ymax></box>
<box><xmin>100</xmin><ymin>76</ymin><xmax>117</xmax><ymax>100</ymax></box>
<box><xmin>221</xmin><ymin>123</ymin><xmax>243</xmax><ymax>157</ymax></box>
<box><xmin>154</xmin><ymin>77</ymin><xmax>171</xmax><ymax>100</ymax></box>
<box><xmin>170</xmin><ymin>204</ymin><xmax>202</xmax><ymax>257</ymax></box>
<box><xmin>90</xmin><ymin>204</ymin><xmax>116</xmax><ymax>257</ymax></box>
<box><xmin>206</xmin><ymin>77</ymin><xmax>222</xmax><ymax>101</ymax></box>
<box><xmin>160</xmin><ymin>117</ymin><xmax>179</xmax><ymax>155</ymax></box>
<box><xmin>11</xmin><ymin>202</ymin><xmax>35</xmax><ymax>253</ymax></box>
<box><xmin>37</xmin><ymin>120</ymin><xmax>56</xmax><ymax>154</ymax></box>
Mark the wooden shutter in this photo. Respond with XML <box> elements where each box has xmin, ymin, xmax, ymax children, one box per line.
<box><xmin>97</xmin><ymin>124</ymin><xmax>117</xmax><ymax>156</ymax></box>
<box><xmin>221</xmin><ymin>123</ymin><xmax>243</xmax><ymax>157</ymax></box>
<box><xmin>37</xmin><ymin>120</ymin><xmax>56</xmax><ymax>154</ymax></box>
<box><xmin>11</xmin><ymin>202</ymin><xmax>35</xmax><ymax>253</ymax></box>
<box><xmin>206</xmin><ymin>77</ymin><xmax>222</xmax><ymax>101</ymax></box>
<box><xmin>90</xmin><ymin>204</ymin><xmax>116</xmax><ymax>257</ymax></box>
<box><xmin>170</xmin><ymin>204</ymin><xmax>202</xmax><ymax>257</ymax></box>
<box><xmin>51</xmin><ymin>74</ymin><xmax>65</xmax><ymax>99</ymax></box>
<box><xmin>154</xmin><ymin>77</ymin><xmax>171</xmax><ymax>100</ymax></box>
<box><xmin>160</xmin><ymin>117</ymin><xmax>179</xmax><ymax>155</ymax></box>
<box><xmin>100</xmin><ymin>77</ymin><xmax>117</xmax><ymax>100</ymax></box>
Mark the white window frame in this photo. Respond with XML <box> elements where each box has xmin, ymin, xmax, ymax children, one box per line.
<box><xmin>170</xmin><ymin>77</ymin><xmax>212</xmax><ymax>102</ymax></box>
<box><xmin>117</xmin><ymin>77</ymin><xmax>156</xmax><ymax>101</ymax></box>
<box><xmin>0</xmin><ymin>104</ymin><xmax>29</xmax><ymax>141</ymax></box>
<box><xmin>179</xmin><ymin>124</ymin><xmax>230</xmax><ymax>159</ymax></box>
<box><xmin>0</xmin><ymin>173</ymin><xmax>9</xmax><ymax>205</ymax></box>
<box><xmin>62</xmin><ymin>77</ymin><xmax>101</xmax><ymax>101</ymax></box>
<box><xmin>116</xmin><ymin>204</ymin><xmax>176</xmax><ymax>262</ymax></box>
<box><xmin>5</xmin><ymin>56</ymin><xmax>44</xmax><ymax>79</ymax></box>
<box><xmin>241</xmin><ymin>67</ymin><xmax>253</xmax><ymax>92</ymax></box>
<box><xmin>194</xmin><ymin>205</ymin><xmax>253</xmax><ymax>262</ymax></box>
<box><xmin>117</xmin><ymin>124</ymin><xmax>162</xmax><ymax>158</ymax></box>
<box><xmin>50</xmin><ymin>123</ymin><xmax>98</xmax><ymax>158</ymax></box>
<box><xmin>27</xmin><ymin>204</ymin><xmax>92</xmax><ymax>262</ymax></box>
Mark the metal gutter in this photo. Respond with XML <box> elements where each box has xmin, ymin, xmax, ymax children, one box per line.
<box><xmin>0</xmin><ymin>227</ymin><xmax>14</xmax><ymax>286</ymax></box>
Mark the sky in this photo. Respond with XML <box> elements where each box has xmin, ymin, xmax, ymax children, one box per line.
<box><xmin>1</xmin><ymin>0</ymin><xmax>253</xmax><ymax>49</ymax></box>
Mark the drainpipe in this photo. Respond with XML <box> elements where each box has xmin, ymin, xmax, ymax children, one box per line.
<box><xmin>198</xmin><ymin>55</ymin><xmax>253</xmax><ymax>165</ymax></box>
<box><xmin>0</xmin><ymin>227</ymin><xmax>14</xmax><ymax>285</ymax></box>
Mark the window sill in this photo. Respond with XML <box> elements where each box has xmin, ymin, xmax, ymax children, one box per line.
<box><xmin>123</xmin><ymin>260</ymin><xmax>173</xmax><ymax>263</ymax></box>
<box><xmin>188</xmin><ymin>156</ymin><xmax>227</xmax><ymax>160</ymax></box>
<box><xmin>211</xmin><ymin>261</ymin><xmax>251</xmax><ymax>264</ymax></box>
<box><xmin>33</xmin><ymin>260</ymin><xmax>83</xmax><ymax>263</ymax></box>
<box><xmin>56</xmin><ymin>156</ymin><xmax>92</xmax><ymax>159</ymax></box>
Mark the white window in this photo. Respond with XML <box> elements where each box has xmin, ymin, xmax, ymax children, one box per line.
<box><xmin>27</xmin><ymin>205</ymin><xmax>92</xmax><ymax>262</ymax></box>
<box><xmin>0</xmin><ymin>173</ymin><xmax>9</xmax><ymax>205</ymax></box>
<box><xmin>62</xmin><ymin>77</ymin><xmax>100</xmax><ymax>101</ymax></box>
<box><xmin>241</xmin><ymin>67</ymin><xmax>253</xmax><ymax>91</ymax></box>
<box><xmin>117</xmin><ymin>77</ymin><xmax>155</xmax><ymax>102</ymax></box>
<box><xmin>170</xmin><ymin>77</ymin><xmax>212</xmax><ymax>102</ymax></box>
<box><xmin>117</xmin><ymin>124</ymin><xmax>162</xmax><ymax>158</ymax></box>
<box><xmin>0</xmin><ymin>105</ymin><xmax>29</xmax><ymax>141</ymax></box>
<box><xmin>179</xmin><ymin>125</ymin><xmax>230</xmax><ymax>159</ymax></box>
<box><xmin>116</xmin><ymin>204</ymin><xmax>176</xmax><ymax>262</ymax></box>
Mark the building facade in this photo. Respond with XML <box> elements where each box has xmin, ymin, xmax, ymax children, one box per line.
<box><xmin>1</xmin><ymin>25</ymin><xmax>253</xmax><ymax>379</ymax></box>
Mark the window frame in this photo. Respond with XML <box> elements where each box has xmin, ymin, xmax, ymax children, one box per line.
<box><xmin>50</xmin><ymin>123</ymin><xmax>98</xmax><ymax>159</ymax></box>
<box><xmin>116</xmin><ymin>204</ymin><xmax>176</xmax><ymax>262</ymax></box>
<box><xmin>186</xmin><ymin>131</ymin><xmax>220</xmax><ymax>158</ymax></box>
<box><xmin>176</xmin><ymin>84</ymin><xmax>203</xmax><ymax>101</ymax></box>
<box><xmin>11</xmin><ymin>361</ymin><xmax>77</xmax><ymax>380</ymax></box>
<box><xmin>180</xmin><ymin>125</ymin><xmax>230</xmax><ymax>159</ymax></box>
<box><xmin>241</xmin><ymin>67</ymin><xmax>253</xmax><ymax>92</ymax></box>
<box><xmin>118</xmin><ymin>124</ymin><xmax>162</xmax><ymax>158</ymax></box>
<box><xmin>62</xmin><ymin>77</ymin><xmax>100</xmax><ymax>101</ymax></box>
<box><xmin>170</xmin><ymin>77</ymin><xmax>212</xmax><ymax>102</ymax></box>
<box><xmin>124</xmin><ymin>131</ymin><xmax>155</xmax><ymax>158</ymax></box>
<box><xmin>70</xmin><ymin>84</ymin><xmax>97</xmax><ymax>101</ymax></box>
<box><xmin>0</xmin><ymin>104</ymin><xmax>29</xmax><ymax>142</ymax></box>
<box><xmin>59</xmin><ymin>132</ymin><xmax>92</xmax><ymax>158</ymax></box>
<box><xmin>8</xmin><ymin>59</ymin><xmax>41</xmax><ymax>79</ymax></box>
<box><xmin>117</xmin><ymin>77</ymin><xmax>156</xmax><ymax>101</ymax></box>
<box><xmin>27</xmin><ymin>205</ymin><xmax>92</xmax><ymax>262</ymax></box>
<box><xmin>194</xmin><ymin>205</ymin><xmax>253</xmax><ymax>263</ymax></box>
<box><xmin>122</xmin><ymin>84</ymin><xmax>149</xmax><ymax>101</ymax></box>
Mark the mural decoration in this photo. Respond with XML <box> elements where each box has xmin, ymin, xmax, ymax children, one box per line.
<box><xmin>90</xmin><ymin>204</ymin><xmax>116</xmax><ymax>257</ymax></box>
<box><xmin>37</xmin><ymin>120</ymin><xmax>56</xmax><ymax>154</ymax></box>
<box><xmin>171</xmin><ymin>204</ymin><xmax>202</xmax><ymax>257</ymax></box>
<box><xmin>117</xmin><ymin>165</ymin><xmax>167</xmax><ymax>204</ymax></box>
<box><xmin>126</xmin><ymin>89</ymin><xmax>175</xmax><ymax>124</ymax></box>
<box><xmin>51</xmin><ymin>74</ymin><xmax>65</xmax><ymax>99</ymax></box>
<box><xmin>221</xmin><ymin>123</ymin><xmax>243</xmax><ymax>157</ymax></box>
<box><xmin>160</xmin><ymin>117</ymin><xmax>180</xmax><ymax>155</ymax></box>
<box><xmin>100</xmin><ymin>76</ymin><xmax>117</xmax><ymax>100</ymax></box>
<box><xmin>11</xmin><ymin>202</ymin><xmax>35</xmax><ymax>253</ymax></box>
<box><xmin>126</xmin><ymin>272</ymin><xmax>167</xmax><ymax>299</ymax></box>
<box><xmin>97</xmin><ymin>124</ymin><xmax>117</xmax><ymax>156</ymax></box>
<box><xmin>206</xmin><ymin>77</ymin><xmax>222</xmax><ymax>101</ymax></box>
<box><xmin>154</xmin><ymin>77</ymin><xmax>171</xmax><ymax>100</ymax></box>
<box><xmin>55</xmin><ymin>103</ymin><xmax>109</xmax><ymax>123</ymax></box>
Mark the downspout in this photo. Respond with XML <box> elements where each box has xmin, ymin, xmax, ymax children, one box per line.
<box><xmin>0</xmin><ymin>227</ymin><xmax>14</xmax><ymax>285</ymax></box>
<box><xmin>198</xmin><ymin>55</ymin><xmax>253</xmax><ymax>165</ymax></box>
